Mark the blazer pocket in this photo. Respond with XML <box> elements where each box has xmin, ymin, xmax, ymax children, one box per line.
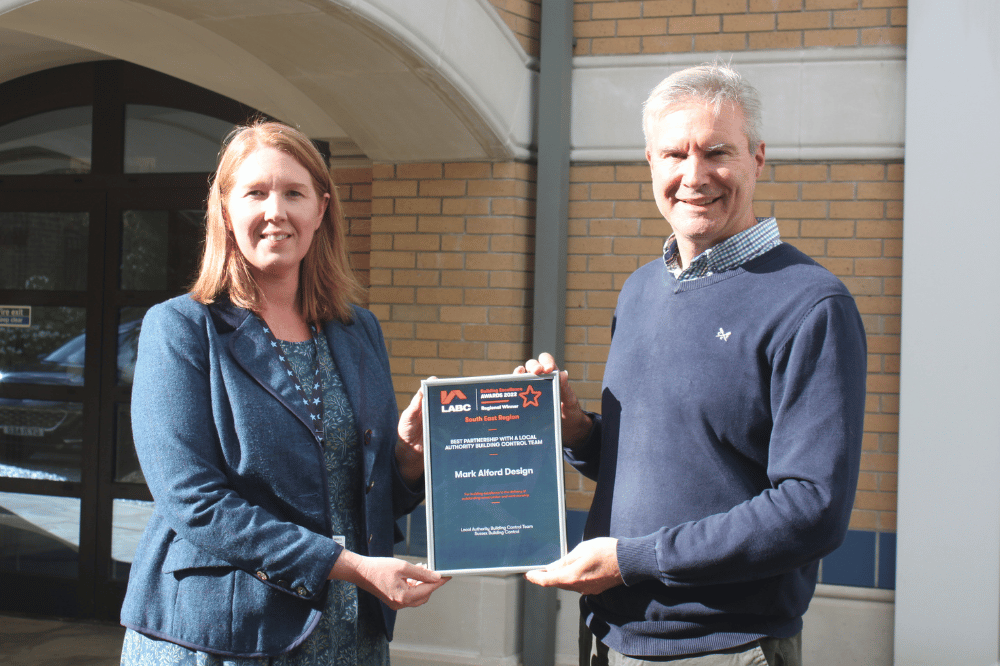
<box><xmin>162</xmin><ymin>537</ymin><xmax>234</xmax><ymax>575</ymax></box>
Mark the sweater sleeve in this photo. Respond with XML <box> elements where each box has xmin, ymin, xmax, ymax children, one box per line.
<box><xmin>617</xmin><ymin>295</ymin><xmax>867</xmax><ymax>587</ymax></box>
<box><xmin>132</xmin><ymin>302</ymin><xmax>339</xmax><ymax>600</ymax></box>
<box><xmin>563</xmin><ymin>412</ymin><xmax>603</xmax><ymax>481</ymax></box>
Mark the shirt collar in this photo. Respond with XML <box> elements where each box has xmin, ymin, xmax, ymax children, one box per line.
<box><xmin>663</xmin><ymin>217</ymin><xmax>781</xmax><ymax>281</ymax></box>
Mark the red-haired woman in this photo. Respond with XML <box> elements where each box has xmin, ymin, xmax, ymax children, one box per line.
<box><xmin>119</xmin><ymin>121</ymin><xmax>445</xmax><ymax>666</ymax></box>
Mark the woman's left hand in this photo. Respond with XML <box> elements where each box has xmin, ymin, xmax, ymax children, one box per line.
<box><xmin>396</xmin><ymin>380</ymin><xmax>432</xmax><ymax>487</ymax></box>
<box><xmin>331</xmin><ymin>551</ymin><xmax>448</xmax><ymax>610</ymax></box>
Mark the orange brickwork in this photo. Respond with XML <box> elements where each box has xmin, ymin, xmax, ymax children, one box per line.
<box><xmin>572</xmin><ymin>0</ymin><xmax>907</xmax><ymax>55</ymax></box>
<box><xmin>334</xmin><ymin>166</ymin><xmax>374</xmax><ymax>297</ymax></box>
<box><xmin>488</xmin><ymin>0</ymin><xmax>543</xmax><ymax>56</ymax></box>
<box><xmin>367</xmin><ymin>162</ymin><xmax>538</xmax><ymax>408</ymax></box>
<box><xmin>352</xmin><ymin>154</ymin><xmax>901</xmax><ymax>528</ymax></box>
<box><xmin>563</xmin><ymin>160</ymin><xmax>901</xmax><ymax>529</ymax></box>
<box><xmin>761</xmin><ymin>162</ymin><xmax>901</xmax><ymax>532</ymax></box>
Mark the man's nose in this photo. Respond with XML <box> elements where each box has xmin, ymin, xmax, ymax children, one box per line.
<box><xmin>680</xmin><ymin>155</ymin><xmax>709</xmax><ymax>188</ymax></box>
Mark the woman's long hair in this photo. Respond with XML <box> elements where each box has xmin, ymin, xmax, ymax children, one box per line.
<box><xmin>190</xmin><ymin>120</ymin><xmax>364</xmax><ymax>324</ymax></box>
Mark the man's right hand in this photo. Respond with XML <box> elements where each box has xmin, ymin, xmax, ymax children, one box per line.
<box><xmin>525</xmin><ymin>537</ymin><xmax>622</xmax><ymax>594</ymax></box>
<box><xmin>514</xmin><ymin>352</ymin><xmax>593</xmax><ymax>448</ymax></box>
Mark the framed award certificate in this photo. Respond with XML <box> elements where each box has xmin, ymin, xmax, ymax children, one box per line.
<box><xmin>421</xmin><ymin>373</ymin><xmax>568</xmax><ymax>575</ymax></box>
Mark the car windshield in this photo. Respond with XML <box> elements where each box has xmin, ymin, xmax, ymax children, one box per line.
<box><xmin>40</xmin><ymin>333</ymin><xmax>86</xmax><ymax>367</ymax></box>
<box><xmin>2</xmin><ymin>318</ymin><xmax>142</xmax><ymax>380</ymax></box>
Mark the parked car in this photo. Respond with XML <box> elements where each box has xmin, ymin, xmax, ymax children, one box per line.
<box><xmin>0</xmin><ymin>320</ymin><xmax>141</xmax><ymax>464</ymax></box>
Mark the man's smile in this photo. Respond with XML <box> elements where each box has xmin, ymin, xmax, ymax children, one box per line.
<box><xmin>678</xmin><ymin>195</ymin><xmax>722</xmax><ymax>206</ymax></box>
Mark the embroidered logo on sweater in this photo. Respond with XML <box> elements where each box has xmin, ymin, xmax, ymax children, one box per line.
<box><xmin>716</xmin><ymin>328</ymin><xmax>732</xmax><ymax>342</ymax></box>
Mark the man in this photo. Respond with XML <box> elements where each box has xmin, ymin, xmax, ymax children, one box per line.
<box><xmin>519</xmin><ymin>64</ymin><xmax>866</xmax><ymax>664</ymax></box>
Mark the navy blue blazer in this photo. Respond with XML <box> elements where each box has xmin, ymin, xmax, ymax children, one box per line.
<box><xmin>120</xmin><ymin>294</ymin><xmax>421</xmax><ymax>657</ymax></box>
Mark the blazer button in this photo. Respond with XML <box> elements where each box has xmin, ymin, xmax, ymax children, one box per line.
<box><xmin>364</xmin><ymin>429</ymin><xmax>373</xmax><ymax>446</ymax></box>
<box><xmin>275</xmin><ymin>579</ymin><xmax>289</xmax><ymax>588</ymax></box>
<box><xmin>255</xmin><ymin>571</ymin><xmax>268</xmax><ymax>582</ymax></box>
<box><xmin>366</xmin><ymin>479</ymin><xmax>375</xmax><ymax>494</ymax></box>
<box><xmin>295</xmin><ymin>586</ymin><xmax>309</xmax><ymax>597</ymax></box>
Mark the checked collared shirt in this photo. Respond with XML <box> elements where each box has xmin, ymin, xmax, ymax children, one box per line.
<box><xmin>663</xmin><ymin>217</ymin><xmax>782</xmax><ymax>281</ymax></box>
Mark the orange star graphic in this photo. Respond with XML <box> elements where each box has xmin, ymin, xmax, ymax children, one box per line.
<box><xmin>519</xmin><ymin>384</ymin><xmax>542</xmax><ymax>408</ymax></box>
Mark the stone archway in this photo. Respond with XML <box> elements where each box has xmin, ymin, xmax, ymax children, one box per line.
<box><xmin>0</xmin><ymin>0</ymin><xmax>536</xmax><ymax>163</ymax></box>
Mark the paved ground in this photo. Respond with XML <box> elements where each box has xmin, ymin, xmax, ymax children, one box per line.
<box><xmin>0</xmin><ymin>614</ymin><xmax>124</xmax><ymax>666</ymax></box>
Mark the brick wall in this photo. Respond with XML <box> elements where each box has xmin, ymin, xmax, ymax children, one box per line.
<box><xmin>563</xmin><ymin>160</ymin><xmax>901</xmax><ymax>529</ymax></box>
<box><xmin>334</xmin><ymin>167</ymin><xmax>374</xmax><ymax>296</ymax></box>
<box><xmin>572</xmin><ymin>0</ymin><xmax>907</xmax><ymax>55</ymax></box>
<box><xmin>488</xmin><ymin>0</ymin><xmax>542</xmax><ymax>56</ymax></box>
<box><xmin>344</xmin><ymin>160</ymin><xmax>901</xmax><ymax>529</ymax></box>
<box><xmin>367</xmin><ymin>162</ymin><xmax>538</xmax><ymax>407</ymax></box>
<box><xmin>760</xmin><ymin>162</ymin><xmax>901</xmax><ymax>533</ymax></box>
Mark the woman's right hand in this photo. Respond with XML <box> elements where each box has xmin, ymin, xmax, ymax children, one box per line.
<box><xmin>330</xmin><ymin>550</ymin><xmax>448</xmax><ymax>610</ymax></box>
<box><xmin>514</xmin><ymin>352</ymin><xmax>593</xmax><ymax>449</ymax></box>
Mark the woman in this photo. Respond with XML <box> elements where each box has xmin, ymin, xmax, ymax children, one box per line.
<box><xmin>119</xmin><ymin>121</ymin><xmax>445</xmax><ymax>665</ymax></box>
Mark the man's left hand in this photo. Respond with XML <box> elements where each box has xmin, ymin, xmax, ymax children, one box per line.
<box><xmin>396</xmin><ymin>379</ymin><xmax>435</xmax><ymax>487</ymax></box>
<box><xmin>525</xmin><ymin>537</ymin><xmax>623</xmax><ymax>595</ymax></box>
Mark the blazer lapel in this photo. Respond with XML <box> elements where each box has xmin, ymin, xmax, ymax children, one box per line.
<box><xmin>211</xmin><ymin>300</ymin><xmax>317</xmax><ymax>438</ymax></box>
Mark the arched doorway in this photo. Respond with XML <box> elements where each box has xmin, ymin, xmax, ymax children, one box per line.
<box><xmin>0</xmin><ymin>61</ymin><xmax>271</xmax><ymax>619</ymax></box>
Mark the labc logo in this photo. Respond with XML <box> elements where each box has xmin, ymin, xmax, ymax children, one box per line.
<box><xmin>440</xmin><ymin>390</ymin><xmax>467</xmax><ymax>404</ymax></box>
<box><xmin>440</xmin><ymin>389</ymin><xmax>471</xmax><ymax>412</ymax></box>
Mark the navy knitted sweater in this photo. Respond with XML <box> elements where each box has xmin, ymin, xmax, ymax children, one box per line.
<box><xmin>567</xmin><ymin>243</ymin><xmax>867</xmax><ymax>658</ymax></box>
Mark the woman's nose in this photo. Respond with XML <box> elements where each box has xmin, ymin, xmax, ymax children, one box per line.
<box><xmin>263</xmin><ymin>193</ymin><xmax>285</xmax><ymax>220</ymax></box>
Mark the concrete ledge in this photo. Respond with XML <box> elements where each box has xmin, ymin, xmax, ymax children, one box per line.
<box><xmin>391</xmin><ymin>571</ymin><xmax>524</xmax><ymax>666</ymax></box>
<box><xmin>803</xmin><ymin>584</ymin><xmax>894</xmax><ymax>665</ymax></box>
<box><xmin>571</xmin><ymin>46</ymin><xmax>906</xmax><ymax>163</ymax></box>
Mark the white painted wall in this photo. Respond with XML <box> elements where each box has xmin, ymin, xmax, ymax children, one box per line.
<box><xmin>895</xmin><ymin>1</ymin><xmax>1000</xmax><ymax>665</ymax></box>
<box><xmin>571</xmin><ymin>47</ymin><xmax>905</xmax><ymax>163</ymax></box>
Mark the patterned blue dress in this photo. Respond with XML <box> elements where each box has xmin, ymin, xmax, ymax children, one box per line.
<box><xmin>121</xmin><ymin>333</ymin><xmax>390</xmax><ymax>666</ymax></box>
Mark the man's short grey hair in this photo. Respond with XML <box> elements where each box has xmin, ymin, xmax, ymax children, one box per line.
<box><xmin>642</xmin><ymin>63</ymin><xmax>763</xmax><ymax>152</ymax></box>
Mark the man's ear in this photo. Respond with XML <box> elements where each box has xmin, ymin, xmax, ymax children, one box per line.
<box><xmin>754</xmin><ymin>141</ymin><xmax>765</xmax><ymax>177</ymax></box>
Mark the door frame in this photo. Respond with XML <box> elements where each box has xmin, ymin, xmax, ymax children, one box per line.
<box><xmin>0</xmin><ymin>60</ymin><xmax>260</xmax><ymax>620</ymax></box>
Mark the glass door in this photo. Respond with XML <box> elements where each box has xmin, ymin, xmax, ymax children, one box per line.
<box><xmin>0</xmin><ymin>190</ymin><xmax>106</xmax><ymax>616</ymax></box>
<box><xmin>0</xmin><ymin>188</ymin><xmax>207</xmax><ymax>617</ymax></box>
<box><xmin>94</xmin><ymin>188</ymin><xmax>206</xmax><ymax>617</ymax></box>
<box><xmin>0</xmin><ymin>60</ymin><xmax>268</xmax><ymax>620</ymax></box>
